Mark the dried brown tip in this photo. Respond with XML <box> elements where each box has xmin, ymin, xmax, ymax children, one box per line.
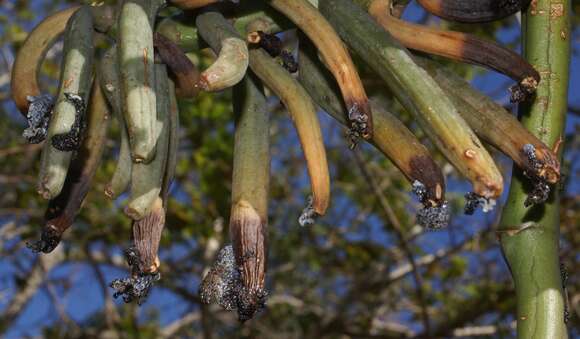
<box><xmin>368</xmin><ymin>0</ymin><xmax>540</xmax><ymax>101</ymax></box>
<box><xmin>229</xmin><ymin>200</ymin><xmax>268</xmax><ymax>320</ymax></box>
<box><xmin>154</xmin><ymin>32</ymin><xmax>200</xmax><ymax>98</ymax></box>
<box><xmin>417</xmin><ymin>0</ymin><xmax>531</xmax><ymax>23</ymax></box>
<box><xmin>509</xmin><ymin>75</ymin><xmax>539</xmax><ymax>103</ymax></box>
<box><xmin>132</xmin><ymin>197</ymin><xmax>166</xmax><ymax>273</ymax></box>
<box><xmin>409</xmin><ymin>155</ymin><xmax>446</xmax><ymax>206</ymax></box>
<box><xmin>522</xmin><ymin>143</ymin><xmax>561</xmax><ymax>184</ymax></box>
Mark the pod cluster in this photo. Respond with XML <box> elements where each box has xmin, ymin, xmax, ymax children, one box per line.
<box><xmin>11</xmin><ymin>0</ymin><xmax>561</xmax><ymax>321</ymax></box>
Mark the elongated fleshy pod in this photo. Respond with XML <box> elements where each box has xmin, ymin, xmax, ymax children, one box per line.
<box><xmin>357</xmin><ymin>0</ymin><xmax>539</xmax><ymax>102</ymax></box>
<box><xmin>248</xmin><ymin>48</ymin><xmax>330</xmax><ymax>216</ymax></box>
<box><xmin>298</xmin><ymin>46</ymin><xmax>446</xmax><ymax>207</ymax></box>
<box><xmin>118</xmin><ymin>0</ymin><xmax>164</xmax><ymax>163</ymax></box>
<box><xmin>28</xmin><ymin>81</ymin><xmax>111</xmax><ymax>253</ymax></box>
<box><xmin>196</xmin><ymin>12</ymin><xmax>330</xmax><ymax>215</ymax></box>
<box><xmin>11</xmin><ymin>6</ymin><xmax>80</xmax><ymax>116</ymax></box>
<box><xmin>100</xmin><ymin>47</ymin><xmax>132</xmax><ymax>199</ymax></box>
<box><xmin>417</xmin><ymin>57</ymin><xmax>560</xmax><ymax>185</ymax></box>
<box><xmin>198</xmin><ymin>37</ymin><xmax>249</xmax><ymax>92</ymax></box>
<box><xmin>229</xmin><ymin>75</ymin><xmax>270</xmax><ymax>321</ymax></box>
<box><xmin>153</xmin><ymin>32</ymin><xmax>201</xmax><ymax>98</ymax></box>
<box><xmin>268</xmin><ymin>0</ymin><xmax>373</xmax><ymax>141</ymax></box>
<box><xmin>37</xmin><ymin>6</ymin><xmax>94</xmax><ymax>200</ymax></box>
<box><xmin>416</xmin><ymin>0</ymin><xmax>531</xmax><ymax>23</ymax></box>
<box><xmin>124</xmin><ymin>64</ymin><xmax>170</xmax><ymax>220</ymax></box>
<box><xmin>320</xmin><ymin>0</ymin><xmax>503</xmax><ymax>199</ymax></box>
<box><xmin>162</xmin><ymin>79</ymin><xmax>180</xmax><ymax>202</ymax></box>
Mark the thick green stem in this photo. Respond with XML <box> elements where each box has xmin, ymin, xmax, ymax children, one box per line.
<box><xmin>498</xmin><ymin>1</ymin><xmax>570</xmax><ymax>338</ymax></box>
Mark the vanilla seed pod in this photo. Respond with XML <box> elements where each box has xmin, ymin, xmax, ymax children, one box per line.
<box><xmin>37</xmin><ymin>6</ymin><xmax>94</xmax><ymax>200</ymax></box>
<box><xmin>268</xmin><ymin>0</ymin><xmax>373</xmax><ymax>141</ymax></box>
<box><xmin>416</xmin><ymin>0</ymin><xmax>531</xmax><ymax>23</ymax></box>
<box><xmin>118</xmin><ymin>0</ymin><xmax>164</xmax><ymax>163</ymax></box>
<box><xmin>125</xmin><ymin>64</ymin><xmax>170</xmax><ymax>220</ymax></box>
<box><xmin>229</xmin><ymin>75</ymin><xmax>270</xmax><ymax>321</ymax></box>
<box><xmin>28</xmin><ymin>80</ymin><xmax>111</xmax><ymax>253</ymax></box>
<box><xmin>11</xmin><ymin>6</ymin><xmax>80</xmax><ymax>116</ymax></box>
<box><xmin>100</xmin><ymin>47</ymin><xmax>133</xmax><ymax>199</ymax></box>
<box><xmin>357</xmin><ymin>0</ymin><xmax>540</xmax><ymax>103</ymax></box>
<box><xmin>320</xmin><ymin>0</ymin><xmax>504</xmax><ymax>199</ymax></box>
<box><xmin>298</xmin><ymin>45</ymin><xmax>446</xmax><ymax>208</ymax></box>
<box><xmin>198</xmin><ymin>36</ymin><xmax>249</xmax><ymax>92</ymax></box>
<box><xmin>153</xmin><ymin>32</ymin><xmax>201</xmax><ymax>99</ymax></box>
<box><xmin>417</xmin><ymin>57</ymin><xmax>560</xmax><ymax>185</ymax></box>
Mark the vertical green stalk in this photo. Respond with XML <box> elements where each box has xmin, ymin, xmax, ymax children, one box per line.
<box><xmin>498</xmin><ymin>1</ymin><xmax>570</xmax><ymax>338</ymax></box>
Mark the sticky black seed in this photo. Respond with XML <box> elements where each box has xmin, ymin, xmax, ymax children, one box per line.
<box><xmin>51</xmin><ymin>93</ymin><xmax>86</xmax><ymax>152</ymax></box>
<box><xmin>26</xmin><ymin>226</ymin><xmax>61</xmax><ymax>253</ymax></box>
<box><xmin>23</xmin><ymin>94</ymin><xmax>54</xmax><ymax>144</ymax></box>
<box><xmin>298</xmin><ymin>196</ymin><xmax>318</xmax><ymax>226</ymax></box>
<box><xmin>199</xmin><ymin>245</ymin><xmax>267</xmax><ymax>321</ymax></box>
<box><xmin>109</xmin><ymin>246</ymin><xmax>161</xmax><ymax>305</ymax></box>
<box><xmin>256</xmin><ymin>31</ymin><xmax>282</xmax><ymax>57</ymax></box>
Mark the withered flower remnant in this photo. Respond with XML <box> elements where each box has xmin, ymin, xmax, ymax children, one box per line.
<box><xmin>23</xmin><ymin>94</ymin><xmax>54</xmax><ymax>144</ymax></box>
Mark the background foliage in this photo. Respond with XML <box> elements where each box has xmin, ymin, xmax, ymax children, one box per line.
<box><xmin>0</xmin><ymin>0</ymin><xmax>578</xmax><ymax>338</ymax></box>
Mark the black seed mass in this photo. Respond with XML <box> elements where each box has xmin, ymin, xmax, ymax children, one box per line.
<box><xmin>413</xmin><ymin>181</ymin><xmax>450</xmax><ymax>229</ymax></box>
<box><xmin>521</xmin><ymin>144</ymin><xmax>552</xmax><ymax>207</ymax></box>
<box><xmin>26</xmin><ymin>226</ymin><xmax>61</xmax><ymax>253</ymax></box>
<box><xmin>51</xmin><ymin>93</ymin><xmax>86</xmax><ymax>152</ymax></box>
<box><xmin>199</xmin><ymin>245</ymin><xmax>267</xmax><ymax>321</ymax></box>
<box><xmin>109</xmin><ymin>247</ymin><xmax>161</xmax><ymax>305</ymax></box>
<box><xmin>23</xmin><ymin>94</ymin><xmax>54</xmax><ymax>144</ymax></box>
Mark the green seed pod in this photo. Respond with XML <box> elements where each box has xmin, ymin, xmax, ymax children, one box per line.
<box><xmin>125</xmin><ymin>64</ymin><xmax>170</xmax><ymax>220</ymax></box>
<box><xmin>37</xmin><ymin>6</ymin><xmax>94</xmax><ymax>200</ymax></box>
<box><xmin>100</xmin><ymin>46</ymin><xmax>133</xmax><ymax>199</ymax></box>
<box><xmin>118</xmin><ymin>0</ymin><xmax>164</xmax><ymax>163</ymax></box>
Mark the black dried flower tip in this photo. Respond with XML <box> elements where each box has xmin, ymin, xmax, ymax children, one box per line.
<box><xmin>109</xmin><ymin>246</ymin><xmax>161</xmax><ymax>305</ymax></box>
<box><xmin>346</xmin><ymin>103</ymin><xmax>370</xmax><ymax>148</ymax></box>
<box><xmin>298</xmin><ymin>196</ymin><xmax>318</xmax><ymax>226</ymax></box>
<box><xmin>413</xmin><ymin>181</ymin><xmax>450</xmax><ymax>229</ymax></box>
<box><xmin>464</xmin><ymin>192</ymin><xmax>496</xmax><ymax>215</ymax></box>
<box><xmin>26</xmin><ymin>226</ymin><xmax>61</xmax><ymax>253</ymax></box>
<box><xmin>199</xmin><ymin>245</ymin><xmax>267</xmax><ymax>321</ymax></box>
<box><xmin>280</xmin><ymin>50</ymin><xmax>298</xmax><ymax>73</ymax></box>
<box><xmin>51</xmin><ymin>93</ymin><xmax>86</xmax><ymax>152</ymax></box>
<box><xmin>521</xmin><ymin>144</ymin><xmax>552</xmax><ymax>207</ymax></box>
<box><xmin>508</xmin><ymin>76</ymin><xmax>538</xmax><ymax>103</ymax></box>
<box><xmin>23</xmin><ymin>94</ymin><xmax>54</xmax><ymax>144</ymax></box>
<box><xmin>249</xmin><ymin>31</ymin><xmax>298</xmax><ymax>73</ymax></box>
<box><xmin>110</xmin><ymin>272</ymin><xmax>161</xmax><ymax>305</ymax></box>
<box><xmin>254</xmin><ymin>31</ymin><xmax>282</xmax><ymax>58</ymax></box>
